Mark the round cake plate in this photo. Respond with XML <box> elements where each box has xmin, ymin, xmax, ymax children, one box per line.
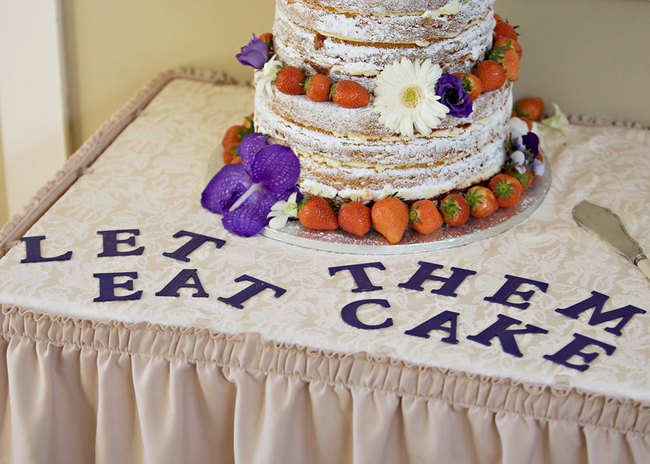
<box><xmin>262</xmin><ymin>161</ymin><xmax>552</xmax><ymax>255</ymax></box>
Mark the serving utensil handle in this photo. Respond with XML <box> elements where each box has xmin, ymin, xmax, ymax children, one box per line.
<box><xmin>638</xmin><ymin>258</ymin><xmax>650</xmax><ymax>281</ymax></box>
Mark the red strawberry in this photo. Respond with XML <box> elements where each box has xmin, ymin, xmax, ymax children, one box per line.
<box><xmin>494</xmin><ymin>13</ymin><xmax>504</xmax><ymax>23</ymax></box>
<box><xmin>494</xmin><ymin>38</ymin><xmax>523</xmax><ymax>60</ymax></box>
<box><xmin>464</xmin><ymin>186</ymin><xmax>499</xmax><ymax>219</ymax></box>
<box><xmin>475</xmin><ymin>60</ymin><xmax>506</xmax><ymax>92</ymax></box>
<box><xmin>338</xmin><ymin>201</ymin><xmax>371</xmax><ymax>237</ymax></box>
<box><xmin>330</xmin><ymin>81</ymin><xmax>370</xmax><ymax>108</ymax></box>
<box><xmin>487</xmin><ymin>43</ymin><xmax>520</xmax><ymax>82</ymax></box>
<box><xmin>515</xmin><ymin>97</ymin><xmax>545</xmax><ymax>121</ymax></box>
<box><xmin>258</xmin><ymin>33</ymin><xmax>273</xmax><ymax>50</ymax></box>
<box><xmin>298</xmin><ymin>196</ymin><xmax>338</xmax><ymax>230</ymax></box>
<box><xmin>493</xmin><ymin>22</ymin><xmax>518</xmax><ymax>43</ymax></box>
<box><xmin>305</xmin><ymin>74</ymin><xmax>332</xmax><ymax>102</ymax></box>
<box><xmin>243</xmin><ymin>113</ymin><xmax>254</xmax><ymax>129</ymax></box>
<box><xmin>488</xmin><ymin>174</ymin><xmax>521</xmax><ymax>208</ymax></box>
<box><xmin>439</xmin><ymin>194</ymin><xmax>470</xmax><ymax>227</ymax></box>
<box><xmin>454</xmin><ymin>73</ymin><xmax>482</xmax><ymax>101</ymax></box>
<box><xmin>505</xmin><ymin>167</ymin><xmax>534</xmax><ymax>190</ymax></box>
<box><xmin>222</xmin><ymin>125</ymin><xmax>243</xmax><ymax>149</ymax></box>
<box><xmin>371</xmin><ymin>197</ymin><xmax>410</xmax><ymax>244</ymax></box>
<box><xmin>409</xmin><ymin>200</ymin><xmax>443</xmax><ymax>234</ymax></box>
<box><xmin>223</xmin><ymin>142</ymin><xmax>240</xmax><ymax>165</ymax></box>
<box><xmin>276</xmin><ymin>66</ymin><xmax>306</xmax><ymax>95</ymax></box>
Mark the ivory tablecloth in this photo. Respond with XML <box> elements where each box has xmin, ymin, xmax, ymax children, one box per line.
<box><xmin>0</xmin><ymin>70</ymin><xmax>649</xmax><ymax>464</ymax></box>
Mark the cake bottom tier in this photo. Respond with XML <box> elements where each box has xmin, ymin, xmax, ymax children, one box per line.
<box><xmin>295</xmin><ymin>134</ymin><xmax>507</xmax><ymax>201</ymax></box>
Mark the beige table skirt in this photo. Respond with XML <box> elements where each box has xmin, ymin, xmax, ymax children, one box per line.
<box><xmin>1</xmin><ymin>304</ymin><xmax>650</xmax><ymax>464</ymax></box>
<box><xmin>1</xmin><ymin>69</ymin><xmax>650</xmax><ymax>463</ymax></box>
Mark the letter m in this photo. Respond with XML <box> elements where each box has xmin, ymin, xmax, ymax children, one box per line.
<box><xmin>555</xmin><ymin>291</ymin><xmax>646</xmax><ymax>336</ymax></box>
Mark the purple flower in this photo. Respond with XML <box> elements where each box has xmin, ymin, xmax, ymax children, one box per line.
<box><xmin>201</xmin><ymin>133</ymin><xmax>301</xmax><ymax>237</ymax></box>
<box><xmin>236</xmin><ymin>35</ymin><xmax>271</xmax><ymax>69</ymax></box>
<box><xmin>435</xmin><ymin>73</ymin><xmax>473</xmax><ymax>118</ymax></box>
<box><xmin>522</xmin><ymin>132</ymin><xmax>540</xmax><ymax>156</ymax></box>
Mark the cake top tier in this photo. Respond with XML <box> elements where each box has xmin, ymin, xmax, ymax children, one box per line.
<box><xmin>298</xmin><ymin>0</ymin><xmax>475</xmax><ymax>15</ymax></box>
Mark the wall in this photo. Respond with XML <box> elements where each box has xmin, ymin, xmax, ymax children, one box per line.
<box><xmin>0</xmin><ymin>129</ymin><xmax>7</xmax><ymax>226</ymax></box>
<box><xmin>497</xmin><ymin>0</ymin><xmax>650</xmax><ymax>126</ymax></box>
<box><xmin>62</xmin><ymin>0</ymin><xmax>275</xmax><ymax>149</ymax></box>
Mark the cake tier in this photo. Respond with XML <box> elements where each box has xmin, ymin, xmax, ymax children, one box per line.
<box><xmin>274</xmin><ymin>0</ymin><xmax>495</xmax><ymax>86</ymax></box>
<box><xmin>255</xmin><ymin>82</ymin><xmax>513</xmax><ymax>201</ymax></box>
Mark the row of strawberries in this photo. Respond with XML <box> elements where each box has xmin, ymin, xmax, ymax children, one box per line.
<box><xmin>296</xmin><ymin>167</ymin><xmax>532</xmax><ymax>244</ymax></box>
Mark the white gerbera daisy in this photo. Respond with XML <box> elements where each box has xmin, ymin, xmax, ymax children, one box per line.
<box><xmin>373</xmin><ymin>57</ymin><xmax>449</xmax><ymax>138</ymax></box>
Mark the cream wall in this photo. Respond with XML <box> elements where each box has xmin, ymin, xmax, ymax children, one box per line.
<box><xmin>0</xmin><ymin>0</ymin><xmax>648</xmax><ymax>227</ymax></box>
<box><xmin>0</xmin><ymin>129</ymin><xmax>7</xmax><ymax>226</ymax></box>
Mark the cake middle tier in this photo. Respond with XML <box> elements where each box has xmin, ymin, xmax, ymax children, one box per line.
<box><xmin>254</xmin><ymin>81</ymin><xmax>513</xmax><ymax>202</ymax></box>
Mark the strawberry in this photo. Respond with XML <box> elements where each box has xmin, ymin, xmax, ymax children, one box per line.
<box><xmin>487</xmin><ymin>43</ymin><xmax>520</xmax><ymax>82</ymax></box>
<box><xmin>439</xmin><ymin>194</ymin><xmax>470</xmax><ymax>227</ymax></box>
<box><xmin>338</xmin><ymin>201</ymin><xmax>371</xmax><ymax>237</ymax></box>
<box><xmin>488</xmin><ymin>174</ymin><xmax>521</xmax><ymax>208</ymax></box>
<box><xmin>454</xmin><ymin>73</ymin><xmax>482</xmax><ymax>101</ymax></box>
<box><xmin>409</xmin><ymin>200</ymin><xmax>443</xmax><ymax>234</ymax></box>
<box><xmin>330</xmin><ymin>80</ymin><xmax>370</xmax><ymax>109</ymax></box>
<box><xmin>464</xmin><ymin>186</ymin><xmax>499</xmax><ymax>219</ymax></box>
<box><xmin>223</xmin><ymin>142</ymin><xmax>240</xmax><ymax>165</ymax></box>
<box><xmin>493</xmin><ymin>22</ymin><xmax>518</xmax><ymax>43</ymax></box>
<box><xmin>243</xmin><ymin>113</ymin><xmax>254</xmax><ymax>129</ymax></box>
<box><xmin>494</xmin><ymin>38</ymin><xmax>522</xmax><ymax>60</ymax></box>
<box><xmin>276</xmin><ymin>66</ymin><xmax>306</xmax><ymax>95</ymax></box>
<box><xmin>298</xmin><ymin>195</ymin><xmax>339</xmax><ymax>230</ymax></box>
<box><xmin>222</xmin><ymin>125</ymin><xmax>243</xmax><ymax>149</ymax></box>
<box><xmin>475</xmin><ymin>60</ymin><xmax>506</xmax><ymax>92</ymax></box>
<box><xmin>305</xmin><ymin>74</ymin><xmax>332</xmax><ymax>102</ymax></box>
<box><xmin>515</xmin><ymin>97</ymin><xmax>545</xmax><ymax>121</ymax></box>
<box><xmin>505</xmin><ymin>167</ymin><xmax>534</xmax><ymax>190</ymax></box>
<box><xmin>258</xmin><ymin>33</ymin><xmax>273</xmax><ymax>50</ymax></box>
<box><xmin>494</xmin><ymin>13</ymin><xmax>504</xmax><ymax>23</ymax></box>
<box><xmin>371</xmin><ymin>197</ymin><xmax>410</xmax><ymax>244</ymax></box>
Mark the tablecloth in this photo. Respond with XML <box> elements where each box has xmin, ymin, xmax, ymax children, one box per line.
<box><xmin>0</xmin><ymin>69</ymin><xmax>649</xmax><ymax>464</ymax></box>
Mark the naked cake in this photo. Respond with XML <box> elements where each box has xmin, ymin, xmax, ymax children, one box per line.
<box><xmin>253</xmin><ymin>0</ymin><xmax>514</xmax><ymax>202</ymax></box>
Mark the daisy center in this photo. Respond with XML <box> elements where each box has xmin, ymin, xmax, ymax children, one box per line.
<box><xmin>400</xmin><ymin>86</ymin><xmax>423</xmax><ymax>108</ymax></box>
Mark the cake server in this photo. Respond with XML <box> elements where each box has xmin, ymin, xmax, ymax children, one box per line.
<box><xmin>572</xmin><ymin>200</ymin><xmax>650</xmax><ymax>281</ymax></box>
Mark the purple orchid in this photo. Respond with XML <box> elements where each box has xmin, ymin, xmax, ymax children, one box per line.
<box><xmin>236</xmin><ymin>35</ymin><xmax>271</xmax><ymax>69</ymax></box>
<box><xmin>435</xmin><ymin>73</ymin><xmax>473</xmax><ymax>118</ymax></box>
<box><xmin>201</xmin><ymin>133</ymin><xmax>301</xmax><ymax>237</ymax></box>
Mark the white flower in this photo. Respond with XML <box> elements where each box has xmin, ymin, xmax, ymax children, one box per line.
<box><xmin>508</xmin><ymin>117</ymin><xmax>530</xmax><ymax>137</ymax></box>
<box><xmin>267</xmin><ymin>192</ymin><xmax>299</xmax><ymax>229</ymax></box>
<box><xmin>541</xmin><ymin>103</ymin><xmax>570</xmax><ymax>135</ymax></box>
<box><xmin>256</xmin><ymin>54</ymin><xmax>284</xmax><ymax>94</ymax></box>
<box><xmin>373</xmin><ymin>58</ymin><xmax>449</xmax><ymax>138</ymax></box>
<box><xmin>510</xmin><ymin>150</ymin><xmax>526</xmax><ymax>173</ymax></box>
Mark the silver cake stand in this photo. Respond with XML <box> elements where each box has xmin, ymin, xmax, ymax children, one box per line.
<box><xmin>262</xmin><ymin>162</ymin><xmax>552</xmax><ymax>255</ymax></box>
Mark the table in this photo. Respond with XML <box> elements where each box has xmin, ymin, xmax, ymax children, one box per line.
<box><xmin>1</xmin><ymin>69</ymin><xmax>649</xmax><ymax>464</ymax></box>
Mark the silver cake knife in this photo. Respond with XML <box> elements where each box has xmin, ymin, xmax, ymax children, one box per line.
<box><xmin>573</xmin><ymin>200</ymin><xmax>650</xmax><ymax>281</ymax></box>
